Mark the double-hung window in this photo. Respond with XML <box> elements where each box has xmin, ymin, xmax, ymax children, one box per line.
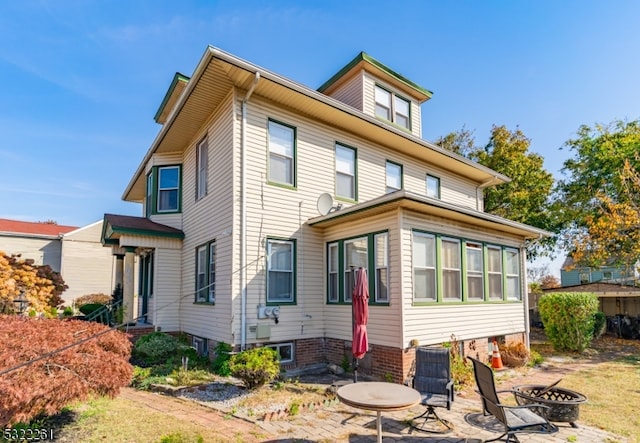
<box><xmin>335</xmin><ymin>143</ymin><xmax>356</xmax><ymax>200</ymax></box>
<box><xmin>487</xmin><ymin>246</ymin><xmax>503</xmax><ymax>300</ymax></box>
<box><xmin>413</xmin><ymin>232</ymin><xmax>437</xmax><ymax>301</ymax></box>
<box><xmin>195</xmin><ymin>240</ymin><xmax>216</xmax><ymax>303</ymax></box>
<box><xmin>374</xmin><ymin>85</ymin><xmax>410</xmax><ymax>129</ymax></box>
<box><xmin>466</xmin><ymin>242</ymin><xmax>484</xmax><ymax>301</ymax></box>
<box><xmin>328</xmin><ymin>232</ymin><xmax>388</xmax><ymax>304</ymax></box>
<box><xmin>385</xmin><ymin>161</ymin><xmax>402</xmax><ymax>193</ymax></box>
<box><xmin>426</xmin><ymin>174</ymin><xmax>441</xmax><ymax>199</ymax></box>
<box><xmin>442</xmin><ymin>238</ymin><xmax>462</xmax><ymax>301</ymax></box>
<box><xmin>505</xmin><ymin>248</ymin><xmax>521</xmax><ymax>300</ymax></box>
<box><xmin>268</xmin><ymin>120</ymin><xmax>296</xmax><ymax>187</ymax></box>
<box><xmin>157</xmin><ymin>166</ymin><xmax>181</xmax><ymax>212</ymax></box>
<box><xmin>196</xmin><ymin>138</ymin><xmax>208</xmax><ymax>200</ymax></box>
<box><xmin>267</xmin><ymin>239</ymin><xmax>295</xmax><ymax>303</ymax></box>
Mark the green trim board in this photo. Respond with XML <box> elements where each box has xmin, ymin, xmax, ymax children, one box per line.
<box><xmin>265</xmin><ymin>236</ymin><xmax>297</xmax><ymax>305</ymax></box>
<box><xmin>317</xmin><ymin>52</ymin><xmax>433</xmax><ymax>100</ymax></box>
<box><xmin>154</xmin><ymin>72</ymin><xmax>190</xmax><ymax>123</ymax></box>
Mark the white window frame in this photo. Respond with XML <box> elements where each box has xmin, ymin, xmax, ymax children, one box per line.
<box><xmin>426</xmin><ymin>174</ymin><xmax>441</xmax><ymax>199</ymax></box>
<box><xmin>335</xmin><ymin>143</ymin><xmax>356</xmax><ymax>200</ymax></box>
<box><xmin>374</xmin><ymin>84</ymin><xmax>410</xmax><ymax>129</ymax></box>
<box><xmin>328</xmin><ymin>242</ymin><xmax>339</xmax><ymax>303</ymax></box>
<box><xmin>385</xmin><ymin>161</ymin><xmax>402</xmax><ymax>193</ymax></box>
<box><xmin>268</xmin><ymin>120</ymin><xmax>295</xmax><ymax>186</ymax></box>
<box><xmin>505</xmin><ymin>248</ymin><xmax>521</xmax><ymax>300</ymax></box>
<box><xmin>192</xmin><ymin>336</ymin><xmax>207</xmax><ymax>356</ymax></box>
<box><xmin>412</xmin><ymin>232</ymin><xmax>437</xmax><ymax>301</ymax></box>
<box><xmin>196</xmin><ymin>138</ymin><xmax>208</xmax><ymax>200</ymax></box>
<box><xmin>466</xmin><ymin>242</ymin><xmax>484</xmax><ymax>301</ymax></box>
<box><xmin>267</xmin><ymin>342</ymin><xmax>294</xmax><ymax>363</ymax></box>
<box><xmin>267</xmin><ymin>239</ymin><xmax>295</xmax><ymax>303</ymax></box>
<box><xmin>442</xmin><ymin>237</ymin><xmax>462</xmax><ymax>301</ymax></box>
<box><xmin>487</xmin><ymin>245</ymin><xmax>503</xmax><ymax>300</ymax></box>
<box><xmin>344</xmin><ymin>237</ymin><xmax>368</xmax><ymax>302</ymax></box>
<box><xmin>157</xmin><ymin>165</ymin><xmax>180</xmax><ymax>212</ymax></box>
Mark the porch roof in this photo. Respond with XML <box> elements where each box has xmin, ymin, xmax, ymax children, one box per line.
<box><xmin>307</xmin><ymin>190</ymin><xmax>552</xmax><ymax>240</ymax></box>
<box><xmin>101</xmin><ymin>214</ymin><xmax>185</xmax><ymax>245</ymax></box>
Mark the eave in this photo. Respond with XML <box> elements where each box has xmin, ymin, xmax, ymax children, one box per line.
<box><xmin>308</xmin><ymin>190</ymin><xmax>551</xmax><ymax>240</ymax></box>
<box><xmin>101</xmin><ymin>213</ymin><xmax>184</xmax><ymax>246</ymax></box>
<box><xmin>123</xmin><ymin>46</ymin><xmax>510</xmax><ymax>202</ymax></box>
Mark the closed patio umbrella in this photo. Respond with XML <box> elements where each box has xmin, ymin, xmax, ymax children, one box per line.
<box><xmin>352</xmin><ymin>267</ymin><xmax>369</xmax><ymax>382</ymax></box>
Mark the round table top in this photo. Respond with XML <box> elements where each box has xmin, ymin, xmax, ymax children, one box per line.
<box><xmin>337</xmin><ymin>381</ymin><xmax>421</xmax><ymax>412</ymax></box>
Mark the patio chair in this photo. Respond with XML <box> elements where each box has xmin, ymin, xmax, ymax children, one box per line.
<box><xmin>407</xmin><ymin>346</ymin><xmax>454</xmax><ymax>433</ymax></box>
<box><xmin>467</xmin><ymin>357</ymin><xmax>558</xmax><ymax>442</ymax></box>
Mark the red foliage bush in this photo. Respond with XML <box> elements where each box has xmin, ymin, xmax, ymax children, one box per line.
<box><xmin>0</xmin><ymin>315</ymin><xmax>133</xmax><ymax>426</ymax></box>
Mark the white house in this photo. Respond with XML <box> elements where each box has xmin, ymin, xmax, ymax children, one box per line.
<box><xmin>102</xmin><ymin>47</ymin><xmax>550</xmax><ymax>381</ymax></box>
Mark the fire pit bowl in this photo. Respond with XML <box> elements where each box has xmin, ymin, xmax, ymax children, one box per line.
<box><xmin>513</xmin><ymin>385</ymin><xmax>587</xmax><ymax>428</ymax></box>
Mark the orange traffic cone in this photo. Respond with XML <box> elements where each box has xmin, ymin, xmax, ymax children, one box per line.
<box><xmin>491</xmin><ymin>340</ymin><xmax>504</xmax><ymax>370</ymax></box>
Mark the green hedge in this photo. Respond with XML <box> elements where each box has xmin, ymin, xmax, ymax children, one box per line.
<box><xmin>538</xmin><ymin>292</ymin><xmax>598</xmax><ymax>352</ymax></box>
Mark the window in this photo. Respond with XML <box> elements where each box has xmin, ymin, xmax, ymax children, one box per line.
<box><xmin>157</xmin><ymin>165</ymin><xmax>181</xmax><ymax>212</ymax></box>
<box><xmin>487</xmin><ymin>246</ymin><xmax>503</xmax><ymax>300</ymax></box>
<box><xmin>267</xmin><ymin>343</ymin><xmax>293</xmax><ymax>363</ymax></box>
<box><xmin>374</xmin><ymin>233</ymin><xmax>389</xmax><ymax>303</ymax></box>
<box><xmin>196</xmin><ymin>138</ymin><xmax>208</xmax><ymax>199</ymax></box>
<box><xmin>374</xmin><ymin>85</ymin><xmax>410</xmax><ymax>129</ymax></box>
<box><xmin>385</xmin><ymin>161</ymin><xmax>402</xmax><ymax>193</ymax></box>
<box><xmin>344</xmin><ymin>237</ymin><xmax>368</xmax><ymax>302</ymax></box>
<box><xmin>505</xmin><ymin>249</ymin><xmax>521</xmax><ymax>300</ymax></box>
<box><xmin>195</xmin><ymin>240</ymin><xmax>216</xmax><ymax>303</ymax></box>
<box><xmin>335</xmin><ymin>143</ymin><xmax>356</xmax><ymax>200</ymax></box>
<box><xmin>268</xmin><ymin>120</ymin><xmax>295</xmax><ymax>186</ymax></box>
<box><xmin>327</xmin><ymin>231</ymin><xmax>389</xmax><ymax>304</ymax></box>
<box><xmin>192</xmin><ymin>336</ymin><xmax>208</xmax><ymax>356</ymax></box>
<box><xmin>466</xmin><ymin>242</ymin><xmax>484</xmax><ymax>301</ymax></box>
<box><xmin>146</xmin><ymin>172</ymin><xmax>153</xmax><ymax>217</ymax></box>
<box><xmin>413</xmin><ymin>232</ymin><xmax>437</xmax><ymax>301</ymax></box>
<box><xmin>603</xmin><ymin>271</ymin><xmax>612</xmax><ymax>280</ymax></box>
<box><xmin>442</xmin><ymin>238</ymin><xmax>461</xmax><ymax>301</ymax></box>
<box><xmin>426</xmin><ymin>174</ymin><xmax>440</xmax><ymax>199</ymax></box>
<box><xmin>328</xmin><ymin>243</ymin><xmax>339</xmax><ymax>302</ymax></box>
<box><xmin>579</xmin><ymin>272</ymin><xmax>590</xmax><ymax>284</ymax></box>
<box><xmin>267</xmin><ymin>239</ymin><xmax>295</xmax><ymax>303</ymax></box>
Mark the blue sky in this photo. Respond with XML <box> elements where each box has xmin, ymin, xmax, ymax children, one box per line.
<box><xmin>1</xmin><ymin>1</ymin><xmax>639</xmax><ymax>272</ymax></box>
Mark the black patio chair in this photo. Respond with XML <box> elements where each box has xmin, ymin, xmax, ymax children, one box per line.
<box><xmin>407</xmin><ymin>346</ymin><xmax>454</xmax><ymax>433</ymax></box>
<box><xmin>467</xmin><ymin>356</ymin><xmax>558</xmax><ymax>442</ymax></box>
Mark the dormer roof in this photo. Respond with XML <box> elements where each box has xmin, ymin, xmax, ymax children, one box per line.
<box><xmin>317</xmin><ymin>52</ymin><xmax>433</xmax><ymax>103</ymax></box>
<box><xmin>154</xmin><ymin>72</ymin><xmax>190</xmax><ymax>124</ymax></box>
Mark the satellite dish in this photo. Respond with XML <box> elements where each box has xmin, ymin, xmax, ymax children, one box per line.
<box><xmin>317</xmin><ymin>192</ymin><xmax>333</xmax><ymax>216</ymax></box>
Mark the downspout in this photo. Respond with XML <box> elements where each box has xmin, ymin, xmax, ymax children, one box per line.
<box><xmin>241</xmin><ymin>71</ymin><xmax>261</xmax><ymax>350</ymax></box>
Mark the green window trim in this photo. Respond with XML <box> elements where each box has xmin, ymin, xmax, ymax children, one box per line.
<box><xmin>374</xmin><ymin>84</ymin><xmax>412</xmax><ymax>131</ymax></box>
<box><xmin>326</xmin><ymin>230</ymin><xmax>389</xmax><ymax>306</ymax></box>
<box><xmin>267</xmin><ymin>119</ymin><xmax>297</xmax><ymax>189</ymax></box>
<box><xmin>335</xmin><ymin>142</ymin><xmax>358</xmax><ymax>202</ymax></box>
<box><xmin>146</xmin><ymin>164</ymin><xmax>183</xmax><ymax>216</ymax></box>
<box><xmin>411</xmin><ymin>229</ymin><xmax>522</xmax><ymax>304</ymax></box>
<box><xmin>195</xmin><ymin>240</ymin><xmax>216</xmax><ymax>304</ymax></box>
<box><xmin>266</xmin><ymin>237</ymin><xmax>297</xmax><ymax>305</ymax></box>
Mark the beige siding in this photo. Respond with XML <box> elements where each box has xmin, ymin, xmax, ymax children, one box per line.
<box><xmin>60</xmin><ymin>222</ymin><xmax>114</xmax><ymax>304</ymax></box>
<box><xmin>399</xmin><ymin>211</ymin><xmax>527</xmax><ymax>347</ymax></box>
<box><xmin>0</xmin><ymin>236</ymin><xmax>61</xmax><ymax>270</ymax></box>
<box><xmin>325</xmin><ymin>71</ymin><xmax>364</xmax><ymax>111</ymax></box>
<box><xmin>151</xmin><ymin>247</ymin><xmax>182</xmax><ymax>331</ymax></box>
<box><xmin>178</xmin><ymin>92</ymin><xmax>237</xmax><ymax>343</ymax></box>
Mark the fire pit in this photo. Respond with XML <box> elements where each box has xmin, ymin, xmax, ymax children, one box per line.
<box><xmin>513</xmin><ymin>384</ymin><xmax>587</xmax><ymax>428</ymax></box>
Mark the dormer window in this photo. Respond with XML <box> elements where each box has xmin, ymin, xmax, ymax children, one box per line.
<box><xmin>375</xmin><ymin>85</ymin><xmax>410</xmax><ymax>129</ymax></box>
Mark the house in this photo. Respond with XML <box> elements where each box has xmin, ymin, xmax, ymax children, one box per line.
<box><xmin>101</xmin><ymin>47</ymin><xmax>550</xmax><ymax>382</ymax></box>
<box><xmin>0</xmin><ymin>218</ymin><xmax>115</xmax><ymax>306</ymax></box>
<box><xmin>560</xmin><ymin>256</ymin><xmax>636</xmax><ymax>287</ymax></box>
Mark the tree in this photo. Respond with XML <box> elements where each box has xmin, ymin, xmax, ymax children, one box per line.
<box><xmin>437</xmin><ymin>125</ymin><xmax>557</xmax><ymax>258</ymax></box>
<box><xmin>554</xmin><ymin>120</ymin><xmax>640</xmax><ymax>270</ymax></box>
<box><xmin>0</xmin><ymin>316</ymin><xmax>132</xmax><ymax>426</ymax></box>
<box><xmin>0</xmin><ymin>252</ymin><xmax>67</xmax><ymax>315</ymax></box>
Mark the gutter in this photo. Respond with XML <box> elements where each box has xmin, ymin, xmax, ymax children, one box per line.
<box><xmin>240</xmin><ymin>71</ymin><xmax>261</xmax><ymax>350</ymax></box>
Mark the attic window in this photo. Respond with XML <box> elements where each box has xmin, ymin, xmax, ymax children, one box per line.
<box><xmin>375</xmin><ymin>85</ymin><xmax>410</xmax><ymax>129</ymax></box>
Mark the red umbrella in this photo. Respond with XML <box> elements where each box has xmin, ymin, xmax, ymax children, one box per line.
<box><xmin>352</xmin><ymin>267</ymin><xmax>369</xmax><ymax>361</ymax></box>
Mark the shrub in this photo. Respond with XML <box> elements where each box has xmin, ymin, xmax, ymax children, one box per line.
<box><xmin>592</xmin><ymin>311</ymin><xmax>606</xmax><ymax>338</ymax></box>
<box><xmin>74</xmin><ymin>293</ymin><xmax>112</xmax><ymax>308</ymax></box>
<box><xmin>538</xmin><ymin>292</ymin><xmax>599</xmax><ymax>352</ymax></box>
<box><xmin>133</xmin><ymin>332</ymin><xmax>182</xmax><ymax>365</ymax></box>
<box><xmin>229</xmin><ymin>347</ymin><xmax>279</xmax><ymax>389</ymax></box>
<box><xmin>78</xmin><ymin>303</ymin><xmax>106</xmax><ymax>316</ymax></box>
<box><xmin>211</xmin><ymin>342</ymin><xmax>232</xmax><ymax>376</ymax></box>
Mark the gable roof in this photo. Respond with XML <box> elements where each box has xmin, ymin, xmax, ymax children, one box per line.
<box><xmin>123</xmin><ymin>46</ymin><xmax>510</xmax><ymax>202</ymax></box>
<box><xmin>0</xmin><ymin>218</ymin><xmax>78</xmax><ymax>238</ymax></box>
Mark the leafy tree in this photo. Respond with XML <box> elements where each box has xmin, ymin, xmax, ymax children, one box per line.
<box><xmin>0</xmin><ymin>252</ymin><xmax>66</xmax><ymax>315</ymax></box>
<box><xmin>539</xmin><ymin>274</ymin><xmax>561</xmax><ymax>289</ymax></box>
<box><xmin>0</xmin><ymin>316</ymin><xmax>132</xmax><ymax>426</ymax></box>
<box><xmin>437</xmin><ymin>125</ymin><xmax>556</xmax><ymax>257</ymax></box>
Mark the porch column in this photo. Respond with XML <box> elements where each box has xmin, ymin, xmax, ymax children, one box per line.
<box><xmin>123</xmin><ymin>247</ymin><xmax>136</xmax><ymax>324</ymax></box>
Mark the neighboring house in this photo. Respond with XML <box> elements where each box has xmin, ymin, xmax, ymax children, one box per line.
<box><xmin>0</xmin><ymin>218</ymin><xmax>114</xmax><ymax>306</ymax></box>
<box><xmin>560</xmin><ymin>256</ymin><xmax>636</xmax><ymax>286</ymax></box>
<box><xmin>102</xmin><ymin>47</ymin><xmax>550</xmax><ymax>382</ymax></box>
